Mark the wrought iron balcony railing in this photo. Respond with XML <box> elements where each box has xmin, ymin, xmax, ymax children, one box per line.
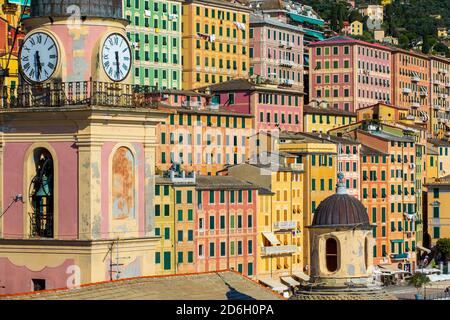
<box><xmin>29</xmin><ymin>212</ymin><xmax>53</xmax><ymax>238</ymax></box>
<box><xmin>1</xmin><ymin>80</ymin><xmax>160</xmax><ymax>109</ymax></box>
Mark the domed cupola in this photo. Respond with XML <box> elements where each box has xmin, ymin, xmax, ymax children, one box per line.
<box><xmin>312</xmin><ymin>173</ymin><xmax>371</xmax><ymax>230</ymax></box>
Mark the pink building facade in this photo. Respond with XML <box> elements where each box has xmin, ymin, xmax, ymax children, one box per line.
<box><xmin>249</xmin><ymin>13</ymin><xmax>304</xmax><ymax>90</ymax></box>
<box><xmin>195</xmin><ymin>176</ymin><xmax>258</xmax><ymax>278</ymax></box>
<box><xmin>205</xmin><ymin>78</ymin><xmax>304</xmax><ymax>132</ymax></box>
<box><xmin>309</xmin><ymin>36</ymin><xmax>392</xmax><ymax>112</ymax></box>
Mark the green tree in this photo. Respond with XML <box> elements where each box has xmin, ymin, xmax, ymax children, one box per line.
<box><xmin>436</xmin><ymin>238</ymin><xmax>450</xmax><ymax>258</ymax></box>
<box><xmin>409</xmin><ymin>273</ymin><xmax>430</xmax><ymax>296</ymax></box>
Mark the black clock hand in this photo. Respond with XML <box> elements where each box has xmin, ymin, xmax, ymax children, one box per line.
<box><xmin>115</xmin><ymin>51</ymin><xmax>120</xmax><ymax>78</ymax></box>
<box><xmin>35</xmin><ymin>51</ymin><xmax>42</xmax><ymax>80</ymax></box>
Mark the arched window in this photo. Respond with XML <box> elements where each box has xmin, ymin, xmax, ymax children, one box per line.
<box><xmin>325</xmin><ymin>238</ymin><xmax>338</xmax><ymax>272</ymax></box>
<box><xmin>29</xmin><ymin>148</ymin><xmax>54</xmax><ymax>238</ymax></box>
<box><xmin>112</xmin><ymin>147</ymin><xmax>136</xmax><ymax>220</ymax></box>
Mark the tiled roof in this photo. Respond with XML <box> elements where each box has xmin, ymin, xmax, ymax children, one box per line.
<box><xmin>428</xmin><ymin>138</ymin><xmax>450</xmax><ymax>147</ymax></box>
<box><xmin>302</xmin><ymin>132</ymin><xmax>360</xmax><ymax>145</ymax></box>
<box><xmin>309</xmin><ymin>35</ymin><xmax>391</xmax><ymax>51</ymax></box>
<box><xmin>196</xmin><ymin>176</ymin><xmax>258</xmax><ymax>190</ymax></box>
<box><xmin>202</xmin><ymin>78</ymin><xmax>302</xmax><ymax>94</ymax></box>
<box><xmin>1</xmin><ymin>271</ymin><xmax>282</xmax><ymax>300</ymax></box>
<box><xmin>360</xmin><ymin>145</ymin><xmax>388</xmax><ymax>156</ymax></box>
<box><xmin>425</xmin><ymin>174</ymin><xmax>450</xmax><ymax>186</ymax></box>
<box><xmin>250</xmin><ymin>13</ymin><xmax>304</xmax><ymax>33</ymax></box>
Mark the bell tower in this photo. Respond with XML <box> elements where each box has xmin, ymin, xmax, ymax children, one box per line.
<box><xmin>20</xmin><ymin>0</ymin><xmax>132</xmax><ymax>84</ymax></box>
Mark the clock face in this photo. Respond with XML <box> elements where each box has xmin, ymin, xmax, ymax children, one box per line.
<box><xmin>19</xmin><ymin>32</ymin><xmax>58</xmax><ymax>83</ymax></box>
<box><xmin>102</xmin><ymin>33</ymin><xmax>132</xmax><ymax>82</ymax></box>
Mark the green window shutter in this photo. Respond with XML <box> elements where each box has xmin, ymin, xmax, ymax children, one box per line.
<box><xmin>188</xmin><ymin>209</ymin><xmax>193</xmax><ymax>221</ymax></box>
<box><xmin>188</xmin><ymin>251</ymin><xmax>193</xmax><ymax>263</ymax></box>
<box><xmin>248</xmin><ymin>215</ymin><xmax>253</xmax><ymax>228</ymax></box>
<box><xmin>238</xmin><ymin>190</ymin><xmax>243</xmax><ymax>203</ymax></box>
<box><xmin>248</xmin><ymin>263</ymin><xmax>253</xmax><ymax>276</ymax></box>
<box><xmin>372</xmin><ymin>208</ymin><xmax>377</xmax><ymax>223</ymax></box>
<box><xmin>155</xmin><ymin>227</ymin><xmax>160</xmax><ymax>236</ymax></box>
<box><xmin>237</xmin><ymin>215</ymin><xmax>242</xmax><ymax>228</ymax></box>
<box><xmin>220</xmin><ymin>190</ymin><xmax>225</xmax><ymax>203</ymax></box>
<box><xmin>237</xmin><ymin>241</ymin><xmax>242</xmax><ymax>255</ymax></box>
<box><xmin>373</xmin><ymin>245</ymin><xmax>377</xmax><ymax>258</ymax></box>
<box><xmin>209</xmin><ymin>242</ymin><xmax>215</xmax><ymax>257</ymax></box>
<box><xmin>248</xmin><ymin>190</ymin><xmax>253</xmax><ymax>203</ymax></box>
<box><xmin>230</xmin><ymin>191</ymin><xmax>235</xmax><ymax>203</ymax></box>
<box><xmin>197</xmin><ymin>191</ymin><xmax>202</xmax><ymax>205</ymax></box>
<box><xmin>209</xmin><ymin>190</ymin><xmax>215</xmax><ymax>203</ymax></box>
<box><xmin>164</xmin><ymin>227</ymin><xmax>170</xmax><ymax>240</ymax></box>
<box><xmin>209</xmin><ymin>216</ymin><xmax>215</xmax><ymax>229</ymax></box>
<box><xmin>155</xmin><ymin>252</ymin><xmax>161</xmax><ymax>264</ymax></box>
<box><xmin>433</xmin><ymin>227</ymin><xmax>440</xmax><ymax>238</ymax></box>
<box><xmin>188</xmin><ymin>230</ymin><xmax>193</xmax><ymax>241</ymax></box>
<box><xmin>176</xmin><ymin>190</ymin><xmax>182</xmax><ymax>203</ymax></box>
<box><xmin>230</xmin><ymin>215</ymin><xmax>235</xmax><ymax>229</ymax></box>
<box><xmin>178</xmin><ymin>252</ymin><xmax>183</xmax><ymax>263</ymax></box>
<box><xmin>155</xmin><ymin>204</ymin><xmax>160</xmax><ymax>216</ymax></box>
<box><xmin>220</xmin><ymin>242</ymin><xmax>226</xmax><ymax>256</ymax></box>
<box><xmin>230</xmin><ymin>241</ymin><xmax>235</xmax><ymax>255</ymax></box>
<box><xmin>178</xmin><ymin>230</ymin><xmax>183</xmax><ymax>242</ymax></box>
<box><xmin>187</xmin><ymin>191</ymin><xmax>193</xmax><ymax>203</ymax></box>
<box><xmin>155</xmin><ymin>185</ymin><xmax>160</xmax><ymax>196</ymax></box>
<box><xmin>248</xmin><ymin>240</ymin><xmax>253</xmax><ymax>254</ymax></box>
<box><xmin>163</xmin><ymin>252</ymin><xmax>171</xmax><ymax>270</ymax></box>
<box><xmin>164</xmin><ymin>185</ymin><xmax>169</xmax><ymax>195</ymax></box>
<box><xmin>220</xmin><ymin>216</ymin><xmax>225</xmax><ymax>229</ymax></box>
<box><xmin>177</xmin><ymin>210</ymin><xmax>183</xmax><ymax>221</ymax></box>
<box><xmin>433</xmin><ymin>207</ymin><xmax>440</xmax><ymax>218</ymax></box>
<box><xmin>164</xmin><ymin>204</ymin><xmax>170</xmax><ymax>216</ymax></box>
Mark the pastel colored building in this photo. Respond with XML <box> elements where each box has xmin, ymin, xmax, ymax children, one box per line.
<box><xmin>391</xmin><ymin>48</ymin><xmax>431</xmax><ymax>130</ymax></box>
<box><xmin>203</xmin><ymin>78</ymin><xmax>303</xmax><ymax>132</ymax></box>
<box><xmin>195</xmin><ymin>176</ymin><xmax>258</xmax><ymax>278</ymax></box>
<box><xmin>154</xmin><ymin>169</ymin><xmax>196</xmax><ymax>275</ymax></box>
<box><xmin>181</xmin><ymin>0</ymin><xmax>251</xmax><ymax>90</ymax></box>
<box><xmin>123</xmin><ymin>0</ymin><xmax>182</xmax><ymax>89</ymax></box>
<box><xmin>350</xmin><ymin>21</ymin><xmax>363</xmax><ymax>36</ymax></box>
<box><xmin>276</xmin><ymin>132</ymin><xmax>337</xmax><ymax>269</ymax></box>
<box><xmin>355</xmin><ymin>129</ymin><xmax>417</xmax><ymax>272</ymax></box>
<box><xmin>225</xmin><ymin>161</ymin><xmax>304</xmax><ymax>288</ymax></box>
<box><xmin>303</xmin><ymin>103</ymin><xmax>356</xmax><ymax>133</ymax></box>
<box><xmin>423</xmin><ymin>175</ymin><xmax>450</xmax><ymax>248</ymax></box>
<box><xmin>154</xmin><ymin>89</ymin><xmax>253</xmax><ymax>176</ymax></box>
<box><xmin>428</xmin><ymin>139</ymin><xmax>450</xmax><ymax>178</ymax></box>
<box><xmin>309</xmin><ymin>36</ymin><xmax>392</xmax><ymax>112</ymax></box>
<box><xmin>429</xmin><ymin>56</ymin><xmax>450</xmax><ymax>139</ymax></box>
<box><xmin>249</xmin><ymin>13</ymin><xmax>304</xmax><ymax>89</ymax></box>
<box><xmin>360</xmin><ymin>144</ymin><xmax>390</xmax><ymax>265</ymax></box>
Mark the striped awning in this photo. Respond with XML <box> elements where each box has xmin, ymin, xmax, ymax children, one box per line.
<box><xmin>262</xmin><ymin>232</ymin><xmax>281</xmax><ymax>245</ymax></box>
<box><xmin>258</xmin><ymin>277</ymin><xmax>289</xmax><ymax>292</ymax></box>
<box><xmin>281</xmin><ymin>276</ymin><xmax>300</xmax><ymax>287</ymax></box>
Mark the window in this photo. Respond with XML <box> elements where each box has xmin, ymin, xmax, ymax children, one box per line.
<box><xmin>209</xmin><ymin>242</ymin><xmax>215</xmax><ymax>257</ymax></box>
<box><xmin>32</xmin><ymin>279</ymin><xmax>46</xmax><ymax>292</ymax></box>
<box><xmin>325</xmin><ymin>238</ymin><xmax>338</xmax><ymax>272</ymax></box>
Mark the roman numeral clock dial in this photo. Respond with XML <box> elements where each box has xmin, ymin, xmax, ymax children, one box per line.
<box><xmin>102</xmin><ymin>33</ymin><xmax>132</xmax><ymax>82</ymax></box>
<box><xmin>19</xmin><ymin>32</ymin><xmax>59</xmax><ymax>83</ymax></box>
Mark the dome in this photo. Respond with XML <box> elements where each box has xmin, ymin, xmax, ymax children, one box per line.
<box><xmin>31</xmin><ymin>0</ymin><xmax>122</xmax><ymax>19</ymax></box>
<box><xmin>311</xmin><ymin>174</ymin><xmax>371</xmax><ymax>229</ymax></box>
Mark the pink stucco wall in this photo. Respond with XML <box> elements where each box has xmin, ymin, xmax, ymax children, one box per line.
<box><xmin>0</xmin><ymin>257</ymin><xmax>75</xmax><ymax>295</ymax></box>
<box><xmin>2</xmin><ymin>142</ymin><xmax>78</xmax><ymax>240</ymax></box>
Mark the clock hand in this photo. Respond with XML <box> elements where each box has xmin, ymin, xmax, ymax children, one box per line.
<box><xmin>35</xmin><ymin>51</ymin><xmax>42</xmax><ymax>80</ymax></box>
<box><xmin>115</xmin><ymin>51</ymin><xmax>120</xmax><ymax>78</ymax></box>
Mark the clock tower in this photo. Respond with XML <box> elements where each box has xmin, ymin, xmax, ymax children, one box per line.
<box><xmin>19</xmin><ymin>0</ymin><xmax>132</xmax><ymax>84</ymax></box>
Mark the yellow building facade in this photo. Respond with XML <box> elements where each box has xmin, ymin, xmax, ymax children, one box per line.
<box><xmin>276</xmin><ymin>133</ymin><xmax>337</xmax><ymax>270</ymax></box>
<box><xmin>303</xmin><ymin>105</ymin><xmax>356</xmax><ymax>133</ymax></box>
<box><xmin>181</xmin><ymin>0</ymin><xmax>250</xmax><ymax>89</ymax></box>
<box><xmin>424</xmin><ymin>176</ymin><xmax>450</xmax><ymax>247</ymax></box>
<box><xmin>350</xmin><ymin>21</ymin><xmax>363</xmax><ymax>36</ymax></box>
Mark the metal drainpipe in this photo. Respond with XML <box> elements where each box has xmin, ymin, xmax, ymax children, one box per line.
<box><xmin>173</xmin><ymin>185</ymin><xmax>177</xmax><ymax>274</ymax></box>
<box><xmin>227</xmin><ymin>190</ymin><xmax>230</xmax><ymax>271</ymax></box>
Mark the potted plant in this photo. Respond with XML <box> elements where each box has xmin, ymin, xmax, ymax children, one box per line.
<box><xmin>409</xmin><ymin>273</ymin><xmax>430</xmax><ymax>300</ymax></box>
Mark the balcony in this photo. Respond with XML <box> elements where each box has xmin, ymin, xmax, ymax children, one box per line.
<box><xmin>261</xmin><ymin>245</ymin><xmax>298</xmax><ymax>256</ymax></box>
<box><xmin>279</xmin><ymin>40</ymin><xmax>287</xmax><ymax>48</ymax></box>
<box><xmin>279</xmin><ymin>59</ymin><xmax>295</xmax><ymax>67</ymax></box>
<box><xmin>411</xmin><ymin>102</ymin><xmax>420</xmax><ymax>109</ymax></box>
<box><xmin>433</xmin><ymin>104</ymin><xmax>441</xmax><ymax>110</ymax></box>
<box><xmin>290</xmin><ymin>163</ymin><xmax>304</xmax><ymax>171</ymax></box>
<box><xmin>390</xmin><ymin>253</ymin><xmax>409</xmax><ymax>260</ymax></box>
<box><xmin>420</xmin><ymin>91</ymin><xmax>428</xmax><ymax>97</ymax></box>
<box><xmin>402</xmin><ymin>88</ymin><xmax>412</xmax><ymax>94</ymax></box>
<box><xmin>411</xmin><ymin>75</ymin><xmax>420</xmax><ymax>82</ymax></box>
<box><xmin>279</xmin><ymin>79</ymin><xmax>294</xmax><ymax>87</ymax></box>
<box><xmin>273</xmin><ymin>221</ymin><xmax>297</xmax><ymax>230</ymax></box>
<box><xmin>1</xmin><ymin>81</ymin><xmax>160</xmax><ymax>109</ymax></box>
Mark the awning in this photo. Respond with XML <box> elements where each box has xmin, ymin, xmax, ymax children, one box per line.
<box><xmin>262</xmin><ymin>232</ymin><xmax>281</xmax><ymax>245</ymax></box>
<box><xmin>258</xmin><ymin>277</ymin><xmax>289</xmax><ymax>292</ymax></box>
<box><xmin>281</xmin><ymin>276</ymin><xmax>300</xmax><ymax>287</ymax></box>
<box><xmin>390</xmin><ymin>239</ymin><xmax>404</xmax><ymax>243</ymax></box>
<box><xmin>292</xmin><ymin>272</ymin><xmax>310</xmax><ymax>282</ymax></box>
<box><xmin>417</xmin><ymin>245</ymin><xmax>431</xmax><ymax>253</ymax></box>
<box><xmin>378</xmin><ymin>264</ymin><xmax>409</xmax><ymax>274</ymax></box>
